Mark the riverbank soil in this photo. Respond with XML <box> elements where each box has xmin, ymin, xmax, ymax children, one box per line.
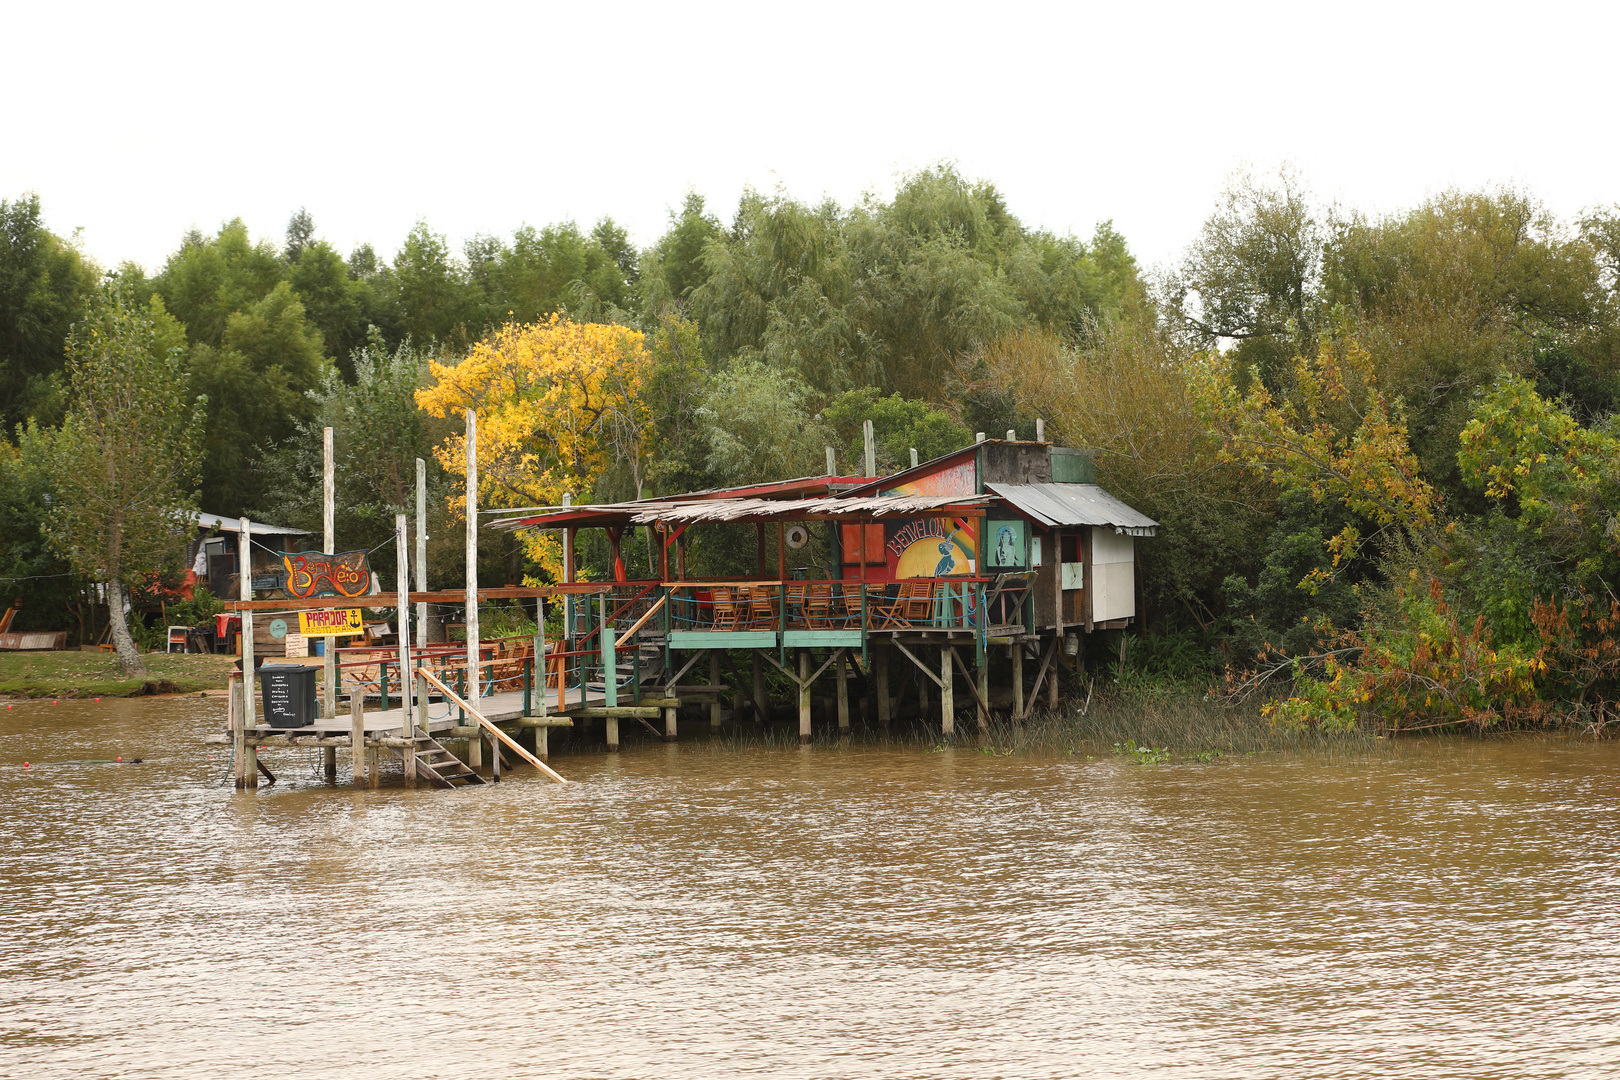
<box><xmin>0</xmin><ymin>650</ymin><xmax>237</xmax><ymax>698</ymax></box>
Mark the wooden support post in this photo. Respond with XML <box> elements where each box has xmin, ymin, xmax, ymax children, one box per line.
<box><xmin>244</xmin><ymin>698</ymin><xmax>259</xmax><ymax>790</ymax></box>
<box><xmin>395</xmin><ymin>514</ymin><xmax>414</xmax><ymax>736</ymax></box>
<box><xmin>663</xmin><ymin>705</ymin><xmax>677</xmax><ymax>742</ymax></box>
<box><xmin>605</xmin><ymin>715</ymin><xmax>620</xmax><ymax>751</ymax></box>
<box><xmin>238</xmin><ymin>515</ymin><xmax>255</xmax><ymax>716</ymax></box>
<box><xmin>1011</xmin><ymin>643</ymin><xmax>1025</xmax><ymax>720</ymax></box>
<box><xmin>976</xmin><ymin>653</ymin><xmax>990</xmax><ymax>734</ymax></box>
<box><xmin>535</xmin><ymin>722</ymin><xmax>549</xmax><ymax>758</ymax></box>
<box><xmin>350</xmin><ymin>689</ymin><xmax>365</xmax><ymax>786</ymax></box>
<box><xmin>940</xmin><ymin>646</ymin><xmax>955</xmax><ymax>736</ymax></box>
<box><xmin>753</xmin><ymin>651</ymin><xmax>767</xmax><ymax>724</ymax></box>
<box><xmin>835</xmin><ymin>651</ymin><xmax>850</xmax><ymax>731</ymax></box>
<box><xmin>798</xmin><ymin>649</ymin><xmax>812</xmax><ymax>744</ymax></box>
<box><xmin>876</xmin><ymin>643</ymin><xmax>891</xmax><ymax>729</ymax></box>
<box><xmin>1048</xmin><ymin>637</ymin><xmax>1061</xmax><ymax>708</ymax></box>
<box><xmin>323</xmin><ymin>746</ymin><xmax>336</xmax><ymax>780</ymax></box>
<box><xmin>491</xmin><ymin>728</ymin><xmax>501</xmax><ymax>781</ymax></box>
<box><xmin>322</xmin><ymin>428</ymin><xmax>336</xmax><ymax>719</ymax></box>
<box><xmin>709</xmin><ymin>652</ymin><xmax>723</xmax><ymax>730</ymax></box>
<box><xmin>231</xmin><ymin>673</ymin><xmax>246</xmax><ymax>789</ymax></box>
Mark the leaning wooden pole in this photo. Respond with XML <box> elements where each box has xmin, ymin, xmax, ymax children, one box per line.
<box><xmin>322</xmin><ymin>427</ymin><xmax>336</xmax><ymax>719</ymax></box>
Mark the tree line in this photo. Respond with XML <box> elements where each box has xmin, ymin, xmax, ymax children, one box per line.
<box><xmin>3</xmin><ymin>166</ymin><xmax>1617</xmax><ymax>726</ymax></box>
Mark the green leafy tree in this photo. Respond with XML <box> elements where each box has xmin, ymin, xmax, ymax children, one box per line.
<box><xmin>259</xmin><ymin>333</ymin><xmax>454</xmax><ymax>585</ymax></box>
<box><xmin>187</xmin><ymin>281</ymin><xmax>330</xmax><ymax>512</ymax></box>
<box><xmin>638</xmin><ymin>191</ymin><xmax>722</xmax><ymax>316</ymax></box>
<box><xmin>1166</xmin><ymin>167</ymin><xmax>1321</xmax><ymax>386</ymax></box>
<box><xmin>0</xmin><ymin>194</ymin><xmax>97</xmax><ymax>429</ymax></box>
<box><xmin>701</xmin><ymin>357</ymin><xmax>830</xmax><ymax>484</ymax></box>
<box><xmin>285</xmin><ymin>209</ymin><xmax>378</xmax><ymax>376</ymax></box>
<box><xmin>822</xmin><ymin>387</ymin><xmax>970</xmax><ymax>472</ymax></box>
<box><xmin>31</xmin><ymin>282</ymin><xmax>204</xmax><ymax>675</ymax></box>
<box><xmin>690</xmin><ymin>165</ymin><xmax>1143</xmax><ymax>399</ymax></box>
<box><xmin>391</xmin><ymin>221</ymin><xmax>473</xmax><ymax>346</ymax></box>
<box><xmin>0</xmin><ymin>437</ymin><xmax>82</xmax><ymax>637</ymax></box>
<box><xmin>153</xmin><ymin>219</ymin><xmax>286</xmax><ymax>346</ymax></box>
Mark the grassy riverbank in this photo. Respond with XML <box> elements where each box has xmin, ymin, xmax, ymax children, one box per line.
<box><xmin>0</xmin><ymin>651</ymin><xmax>236</xmax><ymax>698</ymax></box>
<box><xmin>984</xmin><ymin>687</ymin><xmax>1380</xmax><ymax>759</ymax></box>
<box><xmin>683</xmin><ymin>684</ymin><xmax>1382</xmax><ymax>759</ymax></box>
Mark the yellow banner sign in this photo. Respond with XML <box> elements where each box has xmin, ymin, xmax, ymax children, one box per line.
<box><xmin>298</xmin><ymin>608</ymin><xmax>364</xmax><ymax>637</ymax></box>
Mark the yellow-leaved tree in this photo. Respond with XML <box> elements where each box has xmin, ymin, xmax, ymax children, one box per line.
<box><xmin>416</xmin><ymin>315</ymin><xmax>653</xmax><ymax>579</ymax></box>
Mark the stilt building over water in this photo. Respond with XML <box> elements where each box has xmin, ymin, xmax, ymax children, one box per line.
<box><xmin>213</xmin><ymin>426</ymin><xmax>1156</xmax><ymax>789</ymax></box>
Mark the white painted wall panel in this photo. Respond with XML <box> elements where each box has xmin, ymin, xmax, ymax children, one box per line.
<box><xmin>1090</xmin><ymin>529</ymin><xmax>1135</xmax><ymax>621</ymax></box>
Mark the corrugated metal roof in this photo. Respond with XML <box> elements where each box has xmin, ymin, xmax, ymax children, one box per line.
<box><xmin>193</xmin><ymin>512</ymin><xmax>309</xmax><ymax>536</ymax></box>
<box><xmin>986</xmin><ymin>483</ymin><xmax>1158</xmax><ymax>536</ymax></box>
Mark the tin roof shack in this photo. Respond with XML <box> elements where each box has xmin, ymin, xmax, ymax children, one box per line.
<box><xmin>838</xmin><ymin>440</ymin><xmax>1156</xmax><ymax>634</ymax></box>
<box><xmin>490</xmin><ymin>438</ymin><xmax>1157</xmax><ymax>740</ymax></box>
<box><xmin>190</xmin><ymin>513</ymin><xmax>312</xmax><ymax>657</ymax></box>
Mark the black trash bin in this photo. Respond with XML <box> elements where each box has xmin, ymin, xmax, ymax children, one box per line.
<box><xmin>258</xmin><ymin>664</ymin><xmax>319</xmax><ymax>728</ymax></box>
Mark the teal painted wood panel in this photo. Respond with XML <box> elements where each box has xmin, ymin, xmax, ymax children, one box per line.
<box><xmin>783</xmin><ymin>631</ymin><xmax>865</xmax><ymax>647</ymax></box>
<box><xmin>669</xmin><ymin>630</ymin><xmax>778</xmax><ymax>649</ymax></box>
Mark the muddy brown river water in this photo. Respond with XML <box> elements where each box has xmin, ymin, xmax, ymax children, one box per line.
<box><xmin>2</xmin><ymin>694</ymin><xmax>1619</xmax><ymax>1078</ymax></box>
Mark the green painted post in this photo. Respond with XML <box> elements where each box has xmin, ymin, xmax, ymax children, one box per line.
<box><xmin>523</xmin><ymin>656</ymin><xmax>532</xmax><ymax>714</ymax></box>
<box><xmin>380</xmin><ymin>660</ymin><xmax>390</xmax><ymax>712</ymax></box>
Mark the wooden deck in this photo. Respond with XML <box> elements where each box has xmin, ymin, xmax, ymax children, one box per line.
<box><xmin>241</xmin><ymin>684</ymin><xmax>605</xmax><ymax>736</ymax></box>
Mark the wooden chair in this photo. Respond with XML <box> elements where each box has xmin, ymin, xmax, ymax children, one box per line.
<box><xmin>747</xmin><ymin>585</ymin><xmax>778</xmax><ymax>630</ymax></box>
<box><xmin>711</xmin><ymin>587</ymin><xmax>741</xmax><ymax>630</ymax></box>
<box><xmin>896</xmin><ymin>581</ymin><xmax>937</xmax><ymax>627</ymax></box>
<box><xmin>869</xmin><ymin>584</ymin><xmax>905</xmax><ymax>629</ymax></box>
<box><xmin>785</xmin><ymin>583</ymin><xmax>809</xmax><ymax>629</ymax></box>
<box><xmin>804</xmin><ymin>584</ymin><xmax>833</xmax><ymax>629</ymax></box>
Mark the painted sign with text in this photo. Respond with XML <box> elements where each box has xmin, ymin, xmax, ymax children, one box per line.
<box><xmin>282</xmin><ymin>550</ymin><xmax>372</xmax><ymax>599</ymax></box>
<box><xmin>297</xmin><ymin>608</ymin><xmax>365</xmax><ymax>637</ymax></box>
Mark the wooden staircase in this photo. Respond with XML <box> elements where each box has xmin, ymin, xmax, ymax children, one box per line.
<box><xmin>395</xmin><ymin>735</ymin><xmax>487</xmax><ymax>788</ymax></box>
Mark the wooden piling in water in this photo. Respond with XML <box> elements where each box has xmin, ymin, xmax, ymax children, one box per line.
<box><xmin>709</xmin><ymin>653</ymin><xmax>723</xmax><ymax>730</ymax></box>
<box><xmin>1048</xmin><ymin>638</ymin><xmax>1060</xmax><ymax>708</ymax></box>
<box><xmin>753</xmin><ymin>652</ymin><xmax>767</xmax><ymax>724</ymax></box>
<box><xmin>350</xmin><ymin>690</ymin><xmax>365</xmax><ymax>786</ymax></box>
<box><xmin>835</xmin><ymin>652</ymin><xmax>850</xmax><ymax>732</ymax></box>
<box><xmin>976</xmin><ymin>656</ymin><xmax>990</xmax><ymax>735</ymax></box>
<box><xmin>1012</xmin><ymin>643</ymin><xmax>1025</xmax><ymax>720</ymax></box>
<box><xmin>798</xmin><ymin>649</ymin><xmax>812</xmax><ymax>744</ymax></box>
<box><xmin>875</xmin><ymin>643</ymin><xmax>890</xmax><ymax>729</ymax></box>
<box><xmin>939</xmin><ymin>646</ymin><xmax>955</xmax><ymax>736</ymax></box>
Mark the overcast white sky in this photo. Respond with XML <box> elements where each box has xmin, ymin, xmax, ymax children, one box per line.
<box><xmin>6</xmin><ymin>1</ymin><xmax>1617</xmax><ymax>276</ymax></box>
